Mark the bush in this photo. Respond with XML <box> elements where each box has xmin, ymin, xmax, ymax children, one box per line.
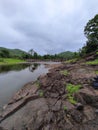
<box><xmin>66</xmin><ymin>84</ymin><xmax>81</xmax><ymax>104</ymax></box>
<box><xmin>60</xmin><ymin>70</ymin><xmax>69</xmax><ymax>76</ymax></box>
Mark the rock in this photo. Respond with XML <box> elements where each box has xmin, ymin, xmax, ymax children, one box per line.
<box><xmin>0</xmin><ymin>98</ymin><xmax>49</xmax><ymax>130</ymax></box>
<box><xmin>83</xmin><ymin>106</ymin><xmax>95</xmax><ymax>122</ymax></box>
<box><xmin>51</xmin><ymin>100</ymin><xmax>62</xmax><ymax>111</ymax></box>
<box><xmin>1</xmin><ymin>62</ymin><xmax>98</xmax><ymax>130</ymax></box>
<box><xmin>0</xmin><ymin>127</ymin><xmax>7</xmax><ymax>130</ymax></box>
<box><xmin>49</xmin><ymin>92</ymin><xmax>59</xmax><ymax>98</ymax></box>
<box><xmin>76</xmin><ymin>103</ymin><xmax>84</xmax><ymax>111</ymax></box>
<box><xmin>95</xmin><ymin>109</ymin><xmax>98</xmax><ymax>114</ymax></box>
<box><xmin>70</xmin><ymin>110</ymin><xmax>83</xmax><ymax>123</ymax></box>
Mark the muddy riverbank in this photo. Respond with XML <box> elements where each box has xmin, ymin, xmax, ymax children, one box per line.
<box><xmin>0</xmin><ymin>61</ymin><xmax>98</xmax><ymax>130</ymax></box>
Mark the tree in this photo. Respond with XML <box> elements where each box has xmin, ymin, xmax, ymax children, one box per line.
<box><xmin>84</xmin><ymin>14</ymin><xmax>98</xmax><ymax>53</ymax></box>
<box><xmin>0</xmin><ymin>49</ymin><xmax>10</xmax><ymax>58</ymax></box>
<box><xmin>28</xmin><ymin>49</ymin><xmax>35</xmax><ymax>55</ymax></box>
<box><xmin>33</xmin><ymin>52</ymin><xmax>38</xmax><ymax>59</ymax></box>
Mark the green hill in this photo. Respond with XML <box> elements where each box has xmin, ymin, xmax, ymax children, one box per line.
<box><xmin>0</xmin><ymin>47</ymin><xmax>30</xmax><ymax>58</ymax></box>
<box><xmin>57</xmin><ymin>51</ymin><xmax>75</xmax><ymax>59</ymax></box>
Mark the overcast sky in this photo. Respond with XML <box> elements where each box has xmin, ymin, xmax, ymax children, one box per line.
<box><xmin>0</xmin><ymin>0</ymin><xmax>98</xmax><ymax>55</ymax></box>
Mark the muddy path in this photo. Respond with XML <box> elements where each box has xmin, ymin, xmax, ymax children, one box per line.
<box><xmin>0</xmin><ymin>62</ymin><xmax>98</xmax><ymax>130</ymax></box>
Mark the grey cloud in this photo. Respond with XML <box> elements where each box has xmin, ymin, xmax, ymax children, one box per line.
<box><xmin>0</xmin><ymin>0</ymin><xmax>98</xmax><ymax>54</ymax></box>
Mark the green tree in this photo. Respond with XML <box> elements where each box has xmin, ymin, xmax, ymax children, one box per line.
<box><xmin>0</xmin><ymin>49</ymin><xmax>10</xmax><ymax>58</ymax></box>
<box><xmin>33</xmin><ymin>52</ymin><xmax>38</xmax><ymax>59</ymax></box>
<box><xmin>84</xmin><ymin>14</ymin><xmax>98</xmax><ymax>53</ymax></box>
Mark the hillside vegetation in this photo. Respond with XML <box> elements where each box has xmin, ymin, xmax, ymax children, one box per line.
<box><xmin>0</xmin><ymin>47</ymin><xmax>31</xmax><ymax>59</ymax></box>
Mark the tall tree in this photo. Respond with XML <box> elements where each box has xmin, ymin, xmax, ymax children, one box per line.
<box><xmin>84</xmin><ymin>14</ymin><xmax>98</xmax><ymax>53</ymax></box>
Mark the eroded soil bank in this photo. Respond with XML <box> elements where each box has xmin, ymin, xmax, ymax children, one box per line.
<box><xmin>0</xmin><ymin>61</ymin><xmax>98</xmax><ymax>130</ymax></box>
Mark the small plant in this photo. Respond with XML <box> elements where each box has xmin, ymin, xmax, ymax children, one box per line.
<box><xmin>60</xmin><ymin>70</ymin><xmax>69</xmax><ymax>76</ymax></box>
<box><xmin>35</xmin><ymin>80</ymin><xmax>40</xmax><ymax>88</ymax></box>
<box><xmin>86</xmin><ymin>59</ymin><xmax>98</xmax><ymax>65</ymax></box>
<box><xmin>68</xmin><ymin>95</ymin><xmax>77</xmax><ymax>104</ymax></box>
<box><xmin>65</xmin><ymin>58</ymin><xmax>77</xmax><ymax>63</ymax></box>
<box><xmin>63</xmin><ymin>106</ymin><xmax>68</xmax><ymax>111</ymax></box>
<box><xmin>66</xmin><ymin>84</ymin><xmax>81</xmax><ymax>95</ymax></box>
<box><xmin>66</xmin><ymin>84</ymin><xmax>81</xmax><ymax>104</ymax></box>
<box><xmin>95</xmin><ymin>70</ymin><xmax>98</xmax><ymax>75</ymax></box>
<box><xmin>39</xmin><ymin>90</ymin><xmax>44</xmax><ymax>97</ymax></box>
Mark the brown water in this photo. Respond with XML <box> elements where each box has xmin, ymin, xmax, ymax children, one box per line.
<box><xmin>0</xmin><ymin>63</ymin><xmax>49</xmax><ymax>108</ymax></box>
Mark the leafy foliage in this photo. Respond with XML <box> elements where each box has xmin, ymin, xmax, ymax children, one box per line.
<box><xmin>0</xmin><ymin>47</ymin><xmax>32</xmax><ymax>59</ymax></box>
<box><xmin>63</xmin><ymin>106</ymin><xmax>68</xmax><ymax>111</ymax></box>
<box><xmin>83</xmin><ymin>14</ymin><xmax>98</xmax><ymax>54</ymax></box>
<box><xmin>86</xmin><ymin>59</ymin><xmax>98</xmax><ymax>65</ymax></box>
<box><xmin>95</xmin><ymin>70</ymin><xmax>98</xmax><ymax>74</ymax></box>
<box><xmin>60</xmin><ymin>70</ymin><xmax>69</xmax><ymax>76</ymax></box>
<box><xmin>66</xmin><ymin>84</ymin><xmax>81</xmax><ymax>95</ymax></box>
<box><xmin>57</xmin><ymin>51</ymin><xmax>75</xmax><ymax>59</ymax></box>
<box><xmin>66</xmin><ymin>84</ymin><xmax>81</xmax><ymax>104</ymax></box>
<box><xmin>39</xmin><ymin>90</ymin><xmax>44</xmax><ymax>97</ymax></box>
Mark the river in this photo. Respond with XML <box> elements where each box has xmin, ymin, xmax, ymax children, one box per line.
<box><xmin>0</xmin><ymin>63</ymin><xmax>49</xmax><ymax>109</ymax></box>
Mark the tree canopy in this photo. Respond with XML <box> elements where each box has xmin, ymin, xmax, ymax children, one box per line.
<box><xmin>84</xmin><ymin>14</ymin><xmax>98</xmax><ymax>53</ymax></box>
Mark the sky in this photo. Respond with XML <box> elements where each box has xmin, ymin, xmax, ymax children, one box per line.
<box><xmin>0</xmin><ymin>0</ymin><xmax>98</xmax><ymax>55</ymax></box>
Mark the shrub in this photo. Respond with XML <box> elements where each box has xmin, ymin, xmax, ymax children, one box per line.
<box><xmin>66</xmin><ymin>84</ymin><xmax>81</xmax><ymax>95</ymax></box>
<box><xmin>63</xmin><ymin>106</ymin><xmax>68</xmax><ymax>111</ymax></box>
<box><xmin>39</xmin><ymin>90</ymin><xmax>44</xmax><ymax>97</ymax></box>
<box><xmin>60</xmin><ymin>70</ymin><xmax>69</xmax><ymax>76</ymax></box>
<box><xmin>66</xmin><ymin>84</ymin><xmax>81</xmax><ymax>104</ymax></box>
<box><xmin>86</xmin><ymin>59</ymin><xmax>98</xmax><ymax>65</ymax></box>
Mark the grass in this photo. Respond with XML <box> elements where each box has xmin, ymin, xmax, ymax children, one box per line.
<box><xmin>63</xmin><ymin>106</ymin><xmax>68</xmax><ymax>111</ymax></box>
<box><xmin>0</xmin><ymin>58</ymin><xmax>25</xmax><ymax>65</ymax></box>
<box><xmin>65</xmin><ymin>58</ymin><xmax>77</xmax><ymax>64</ymax></box>
<box><xmin>67</xmin><ymin>95</ymin><xmax>77</xmax><ymax>104</ymax></box>
<box><xmin>35</xmin><ymin>80</ymin><xmax>40</xmax><ymax>88</ymax></box>
<box><xmin>39</xmin><ymin>90</ymin><xmax>44</xmax><ymax>97</ymax></box>
<box><xmin>95</xmin><ymin>70</ymin><xmax>98</xmax><ymax>75</ymax></box>
<box><xmin>86</xmin><ymin>59</ymin><xmax>98</xmax><ymax>65</ymax></box>
<box><xmin>60</xmin><ymin>70</ymin><xmax>69</xmax><ymax>76</ymax></box>
<box><xmin>66</xmin><ymin>84</ymin><xmax>81</xmax><ymax>104</ymax></box>
<box><xmin>96</xmin><ymin>52</ymin><xmax>98</xmax><ymax>55</ymax></box>
<box><xmin>66</xmin><ymin>84</ymin><xmax>81</xmax><ymax>95</ymax></box>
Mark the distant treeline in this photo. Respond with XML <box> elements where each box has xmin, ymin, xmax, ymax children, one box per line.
<box><xmin>0</xmin><ymin>47</ymin><xmax>78</xmax><ymax>60</ymax></box>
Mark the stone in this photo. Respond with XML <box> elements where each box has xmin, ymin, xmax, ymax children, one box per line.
<box><xmin>95</xmin><ymin>109</ymin><xmax>98</xmax><ymax>114</ymax></box>
<box><xmin>76</xmin><ymin>103</ymin><xmax>84</xmax><ymax>111</ymax></box>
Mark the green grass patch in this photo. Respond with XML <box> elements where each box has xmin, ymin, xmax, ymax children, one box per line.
<box><xmin>35</xmin><ymin>80</ymin><xmax>40</xmax><ymax>88</ymax></box>
<box><xmin>96</xmin><ymin>52</ymin><xmax>98</xmax><ymax>55</ymax></box>
<box><xmin>0</xmin><ymin>58</ymin><xmax>25</xmax><ymax>65</ymax></box>
<box><xmin>39</xmin><ymin>90</ymin><xmax>44</xmax><ymax>97</ymax></box>
<box><xmin>66</xmin><ymin>84</ymin><xmax>81</xmax><ymax>104</ymax></box>
<box><xmin>65</xmin><ymin>58</ymin><xmax>77</xmax><ymax>64</ymax></box>
<box><xmin>60</xmin><ymin>70</ymin><xmax>69</xmax><ymax>76</ymax></box>
<box><xmin>68</xmin><ymin>95</ymin><xmax>77</xmax><ymax>104</ymax></box>
<box><xmin>86</xmin><ymin>59</ymin><xmax>98</xmax><ymax>65</ymax></box>
<box><xmin>95</xmin><ymin>70</ymin><xmax>98</xmax><ymax>75</ymax></box>
<box><xmin>63</xmin><ymin>106</ymin><xmax>68</xmax><ymax>111</ymax></box>
<box><xmin>66</xmin><ymin>84</ymin><xmax>81</xmax><ymax>95</ymax></box>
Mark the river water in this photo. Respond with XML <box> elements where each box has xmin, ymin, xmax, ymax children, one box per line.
<box><xmin>0</xmin><ymin>63</ymin><xmax>49</xmax><ymax>108</ymax></box>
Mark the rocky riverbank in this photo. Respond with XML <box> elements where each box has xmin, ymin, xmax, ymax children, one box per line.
<box><xmin>0</xmin><ymin>61</ymin><xmax>98</xmax><ymax>130</ymax></box>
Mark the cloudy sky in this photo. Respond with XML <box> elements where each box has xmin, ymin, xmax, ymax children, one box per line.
<box><xmin>0</xmin><ymin>0</ymin><xmax>98</xmax><ymax>55</ymax></box>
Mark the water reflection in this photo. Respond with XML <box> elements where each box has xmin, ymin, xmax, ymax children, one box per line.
<box><xmin>29</xmin><ymin>63</ymin><xmax>39</xmax><ymax>72</ymax></box>
<box><xmin>0</xmin><ymin>63</ymin><xmax>39</xmax><ymax>74</ymax></box>
<box><xmin>0</xmin><ymin>63</ymin><xmax>48</xmax><ymax>107</ymax></box>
